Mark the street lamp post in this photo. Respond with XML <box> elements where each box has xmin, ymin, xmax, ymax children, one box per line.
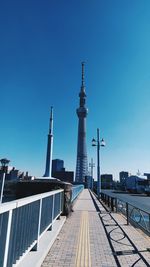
<box><xmin>0</xmin><ymin>158</ymin><xmax>10</xmax><ymax>204</ymax></box>
<box><xmin>0</xmin><ymin>173</ymin><xmax>6</xmax><ymax>204</ymax></box>
<box><xmin>92</xmin><ymin>128</ymin><xmax>105</xmax><ymax>198</ymax></box>
<box><xmin>89</xmin><ymin>158</ymin><xmax>95</xmax><ymax>190</ymax></box>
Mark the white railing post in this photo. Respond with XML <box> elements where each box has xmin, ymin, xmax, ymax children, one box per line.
<box><xmin>32</xmin><ymin>198</ymin><xmax>42</xmax><ymax>251</ymax></box>
<box><xmin>3</xmin><ymin>210</ymin><xmax>13</xmax><ymax>267</ymax></box>
<box><xmin>0</xmin><ymin>189</ymin><xmax>63</xmax><ymax>265</ymax></box>
<box><xmin>49</xmin><ymin>194</ymin><xmax>55</xmax><ymax>231</ymax></box>
<box><xmin>57</xmin><ymin>192</ymin><xmax>61</xmax><ymax>220</ymax></box>
<box><xmin>60</xmin><ymin>192</ymin><xmax>62</xmax><ymax>213</ymax></box>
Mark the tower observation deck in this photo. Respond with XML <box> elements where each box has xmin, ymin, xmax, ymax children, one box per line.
<box><xmin>75</xmin><ymin>62</ymin><xmax>88</xmax><ymax>182</ymax></box>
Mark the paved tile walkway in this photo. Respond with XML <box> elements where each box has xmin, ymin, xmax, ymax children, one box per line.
<box><xmin>41</xmin><ymin>189</ymin><xmax>150</xmax><ymax>267</ymax></box>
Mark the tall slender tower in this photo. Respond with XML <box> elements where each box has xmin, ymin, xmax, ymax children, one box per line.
<box><xmin>43</xmin><ymin>107</ymin><xmax>53</xmax><ymax>177</ymax></box>
<box><xmin>75</xmin><ymin>62</ymin><xmax>88</xmax><ymax>182</ymax></box>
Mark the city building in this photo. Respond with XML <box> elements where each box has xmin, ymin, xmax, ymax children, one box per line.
<box><xmin>0</xmin><ymin>159</ymin><xmax>33</xmax><ymax>181</ymax></box>
<box><xmin>119</xmin><ymin>171</ymin><xmax>129</xmax><ymax>189</ymax></box>
<box><xmin>52</xmin><ymin>171</ymin><xmax>74</xmax><ymax>183</ymax></box>
<box><xmin>52</xmin><ymin>159</ymin><xmax>64</xmax><ymax>173</ymax></box>
<box><xmin>101</xmin><ymin>174</ymin><xmax>113</xmax><ymax>189</ymax></box>
<box><xmin>126</xmin><ymin>175</ymin><xmax>146</xmax><ymax>193</ymax></box>
<box><xmin>144</xmin><ymin>173</ymin><xmax>150</xmax><ymax>180</ymax></box>
<box><xmin>52</xmin><ymin>159</ymin><xmax>74</xmax><ymax>183</ymax></box>
<box><xmin>23</xmin><ymin>172</ymin><xmax>35</xmax><ymax>181</ymax></box>
<box><xmin>0</xmin><ymin>166</ymin><xmax>24</xmax><ymax>181</ymax></box>
<box><xmin>119</xmin><ymin>171</ymin><xmax>129</xmax><ymax>183</ymax></box>
<box><xmin>75</xmin><ymin>62</ymin><xmax>88</xmax><ymax>182</ymax></box>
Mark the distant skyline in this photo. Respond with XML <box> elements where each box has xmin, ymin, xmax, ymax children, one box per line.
<box><xmin>1</xmin><ymin>0</ymin><xmax>150</xmax><ymax>180</ymax></box>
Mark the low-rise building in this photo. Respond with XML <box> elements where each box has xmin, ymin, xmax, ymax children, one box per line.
<box><xmin>101</xmin><ymin>174</ymin><xmax>113</xmax><ymax>189</ymax></box>
<box><xmin>119</xmin><ymin>171</ymin><xmax>129</xmax><ymax>187</ymax></box>
<box><xmin>126</xmin><ymin>175</ymin><xmax>146</xmax><ymax>193</ymax></box>
<box><xmin>0</xmin><ymin>167</ymin><xmax>23</xmax><ymax>181</ymax></box>
<box><xmin>52</xmin><ymin>159</ymin><xmax>64</xmax><ymax>173</ymax></box>
<box><xmin>52</xmin><ymin>171</ymin><xmax>74</xmax><ymax>183</ymax></box>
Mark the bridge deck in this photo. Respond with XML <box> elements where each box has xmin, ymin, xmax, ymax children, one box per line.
<box><xmin>41</xmin><ymin>189</ymin><xmax>150</xmax><ymax>267</ymax></box>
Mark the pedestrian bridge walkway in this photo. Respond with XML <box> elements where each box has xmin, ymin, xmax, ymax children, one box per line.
<box><xmin>41</xmin><ymin>189</ymin><xmax>150</xmax><ymax>267</ymax></box>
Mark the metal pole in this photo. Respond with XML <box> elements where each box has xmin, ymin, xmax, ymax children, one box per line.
<box><xmin>89</xmin><ymin>158</ymin><xmax>94</xmax><ymax>190</ymax></box>
<box><xmin>91</xmin><ymin>158</ymin><xmax>94</xmax><ymax>177</ymax></box>
<box><xmin>126</xmin><ymin>202</ymin><xmax>129</xmax><ymax>225</ymax></box>
<box><xmin>0</xmin><ymin>173</ymin><xmax>6</xmax><ymax>204</ymax></box>
<box><xmin>97</xmin><ymin>128</ymin><xmax>100</xmax><ymax>198</ymax></box>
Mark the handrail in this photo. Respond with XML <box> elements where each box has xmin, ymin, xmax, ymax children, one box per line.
<box><xmin>115</xmin><ymin>195</ymin><xmax>150</xmax><ymax>216</ymax></box>
<box><xmin>0</xmin><ymin>189</ymin><xmax>63</xmax><ymax>213</ymax></box>
<box><xmin>71</xmin><ymin>185</ymin><xmax>84</xmax><ymax>202</ymax></box>
<box><xmin>0</xmin><ymin>189</ymin><xmax>64</xmax><ymax>267</ymax></box>
<box><xmin>101</xmin><ymin>192</ymin><xmax>150</xmax><ymax>235</ymax></box>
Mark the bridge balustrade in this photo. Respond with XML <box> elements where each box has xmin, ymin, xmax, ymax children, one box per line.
<box><xmin>0</xmin><ymin>189</ymin><xmax>63</xmax><ymax>267</ymax></box>
<box><xmin>101</xmin><ymin>192</ymin><xmax>150</xmax><ymax>236</ymax></box>
<box><xmin>117</xmin><ymin>199</ymin><xmax>150</xmax><ymax>235</ymax></box>
<box><xmin>71</xmin><ymin>185</ymin><xmax>84</xmax><ymax>203</ymax></box>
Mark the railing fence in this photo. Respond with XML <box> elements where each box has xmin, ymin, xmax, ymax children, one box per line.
<box><xmin>71</xmin><ymin>185</ymin><xmax>84</xmax><ymax>203</ymax></box>
<box><xmin>101</xmin><ymin>193</ymin><xmax>150</xmax><ymax>236</ymax></box>
<box><xmin>0</xmin><ymin>189</ymin><xmax>63</xmax><ymax>267</ymax></box>
<box><xmin>0</xmin><ymin>184</ymin><xmax>84</xmax><ymax>267</ymax></box>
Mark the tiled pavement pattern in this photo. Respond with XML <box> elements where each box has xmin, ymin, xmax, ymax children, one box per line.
<box><xmin>41</xmin><ymin>189</ymin><xmax>150</xmax><ymax>267</ymax></box>
<box><xmin>91</xmin><ymin>192</ymin><xmax>150</xmax><ymax>267</ymax></box>
<box><xmin>111</xmin><ymin>213</ymin><xmax>150</xmax><ymax>266</ymax></box>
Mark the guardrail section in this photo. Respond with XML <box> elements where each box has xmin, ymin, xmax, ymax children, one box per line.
<box><xmin>0</xmin><ymin>189</ymin><xmax>63</xmax><ymax>267</ymax></box>
<box><xmin>101</xmin><ymin>192</ymin><xmax>150</xmax><ymax>236</ymax></box>
<box><xmin>71</xmin><ymin>185</ymin><xmax>84</xmax><ymax>203</ymax></box>
<box><xmin>117</xmin><ymin>199</ymin><xmax>150</xmax><ymax>234</ymax></box>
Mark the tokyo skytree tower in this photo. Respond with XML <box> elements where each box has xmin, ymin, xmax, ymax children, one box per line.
<box><xmin>75</xmin><ymin>62</ymin><xmax>88</xmax><ymax>182</ymax></box>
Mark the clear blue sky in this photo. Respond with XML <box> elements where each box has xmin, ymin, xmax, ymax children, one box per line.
<box><xmin>0</xmin><ymin>0</ymin><xmax>150</xmax><ymax>180</ymax></box>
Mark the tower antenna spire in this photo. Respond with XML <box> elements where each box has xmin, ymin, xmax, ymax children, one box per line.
<box><xmin>81</xmin><ymin>61</ymin><xmax>85</xmax><ymax>89</ymax></box>
<box><xmin>49</xmin><ymin>106</ymin><xmax>53</xmax><ymax>135</ymax></box>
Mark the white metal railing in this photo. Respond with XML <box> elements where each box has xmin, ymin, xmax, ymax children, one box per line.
<box><xmin>71</xmin><ymin>185</ymin><xmax>84</xmax><ymax>202</ymax></box>
<box><xmin>0</xmin><ymin>189</ymin><xmax>64</xmax><ymax>267</ymax></box>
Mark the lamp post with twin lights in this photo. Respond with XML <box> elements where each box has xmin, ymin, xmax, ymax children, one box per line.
<box><xmin>92</xmin><ymin>128</ymin><xmax>105</xmax><ymax>198</ymax></box>
<box><xmin>0</xmin><ymin>158</ymin><xmax>10</xmax><ymax>204</ymax></box>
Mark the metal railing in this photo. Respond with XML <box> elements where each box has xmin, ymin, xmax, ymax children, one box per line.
<box><xmin>101</xmin><ymin>192</ymin><xmax>150</xmax><ymax>235</ymax></box>
<box><xmin>71</xmin><ymin>185</ymin><xmax>84</xmax><ymax>203</ymax></box>
<box><xmin>116</xmin><ymin>198</ymin><xmax>150</xmax><ymax>235</ymax></box>
<box><xmin>0</xmin><ymin>189</ymin><xmax>63</xmax><ymax>267</ymax></box>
